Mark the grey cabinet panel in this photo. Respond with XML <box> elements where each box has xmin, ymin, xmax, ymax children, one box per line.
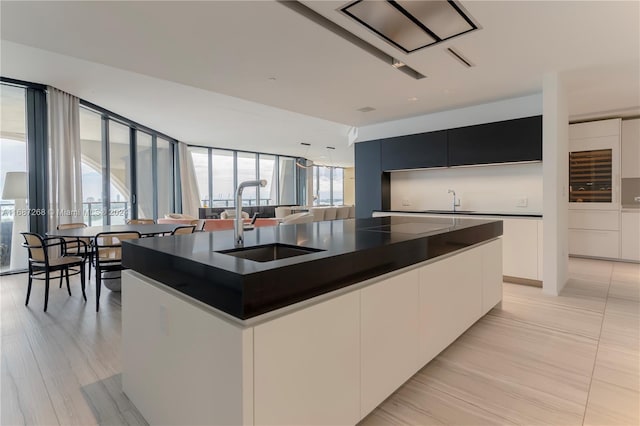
<box><xmin>380</xmin><ymin>131</ymin><xmax>448</xmax><ymax>171</ymax></box>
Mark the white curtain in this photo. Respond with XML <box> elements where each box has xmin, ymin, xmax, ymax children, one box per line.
<box><xmin>47</xmin><ymin>87</ymin><xmax>83</xmax><ymax>229</ymax></box>
<box><xmin>178</xmin><ymin>142</ymin><xmax>201</xmax><ymax>218</ymax></box>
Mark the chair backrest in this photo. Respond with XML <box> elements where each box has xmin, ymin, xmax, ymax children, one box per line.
<box><xmin>94</xmin><ymin>232</ymin><xmax>141</xmax><ymax>263</ymax></box>
<box><xmin>190</xmin><ymin>219</ymin><xmax>206</xmax><ymax>231</ymax></box>
<box><xmin>336</xmin><ymin>206</ymin><xmax>350</xmax><ymax>220</ymax></box>
<box><xmin>171</xmin><ymin>225</ymin><xmax>196</xmax><ymax>235</ymax></box>
<box><xmin>220</xmin><ymin>210</ymin><xmax>250</xmax><ymax>219</ymax></box>
<box><xmin>274</xmin><ymin>206</ymin><xmax>292</xmax><ymax>218</ymax></box>
<box><xmin>281</xmin><ymin>212</ymin><xmax>314</xmax><ymax>225</ymax></box>
<box><xmin>309</xmin><ymin>207</ymin><xmax>326</xmax><ymax>222</ymax></box>
<box><xmin>203</xmin><ymin>219</ymin><xmax>235</xmax><ymax>232</ymax></box>
<box><xmin>127</xmin><ymin>218</ymin><xmax>155</xmax><ymax>225</ymax></box>
<box><xmin>323</xmin><ymin>207</ymin><xmax>338</xmax><ymax>221</ymax></box>
<box><xmin>57</xmin><ymin>222</ymin><xmax>87</xmax><ymax>230</ymax></box>
<box><xmin>21</xmin><ymin>232</ymin><xmax>47</xmax><ymax>262</ymax></box>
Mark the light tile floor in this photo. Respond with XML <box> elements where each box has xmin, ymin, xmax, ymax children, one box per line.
<box><xmin>1</xmin><ymin>258</ymin><xmax>638</xmax><ymax>425</ymax></box>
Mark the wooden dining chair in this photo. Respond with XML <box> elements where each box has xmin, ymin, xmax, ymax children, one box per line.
<box><xmin>171</xmin><ymin>225</ymin><xmax>196</xmax><ymax>235</ymax></box>
<box><xmin>94</xmin><ymin>231</ymin><xmax>141</xmax><ymax>312</ymax></box>
<box><xmin>126</xmin><ymin>218</ymin><xmax>155</xmax><ymax>225</ymax></box>
<box><xmin>21</xmin><ymin>232</ymin><xmax>87</xmax><ymax>312</ymax></box>
<box><xmin>57</xmin><ymin>222</ymin><xmax>93</xmax><ymax>279</ymax></box>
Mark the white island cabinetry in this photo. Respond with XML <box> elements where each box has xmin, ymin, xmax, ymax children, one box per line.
<box><xmin>122</xmin><ymin>239</ymin><xmax>502</xmax><ymax>425</ymax></box>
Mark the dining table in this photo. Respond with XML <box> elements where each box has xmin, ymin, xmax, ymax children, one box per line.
<box><xmin>47</xmin><ymin>223</ymin><xmax>184</xmax><ymax>239</ymax></box>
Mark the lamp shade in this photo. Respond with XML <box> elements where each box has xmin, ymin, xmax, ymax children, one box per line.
<box><xmin>2</xmin><ymin>171</ymin><xmax>28</xmax><ymax>200</ymax></box>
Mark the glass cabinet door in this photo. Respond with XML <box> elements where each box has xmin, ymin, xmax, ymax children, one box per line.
<box><xmin>569</xmin><ymin>149</ymin><xmax>612</xmax><ymax>203</ymax></box>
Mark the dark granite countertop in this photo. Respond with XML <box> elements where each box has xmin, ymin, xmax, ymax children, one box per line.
<box><xmin>377</xmin><ymin>209</ymin><xmax>543</xmax><ymax>218</ymax></box>
<box><xmin>122</xmin><ymin>216</ymin><xmax>502</xmax><ymax>320</ymax></box>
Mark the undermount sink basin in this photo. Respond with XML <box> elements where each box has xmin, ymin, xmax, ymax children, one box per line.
<box><xmin>217</xmin><ymin>243</ymin><xmax>324</xmax><ymax>263</ymax></box>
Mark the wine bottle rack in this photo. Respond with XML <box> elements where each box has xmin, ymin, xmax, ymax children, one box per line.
<box><xmin>569</xmin><ymin>149</ymin><xmax>612</xmax><ymax>202</ymax></box>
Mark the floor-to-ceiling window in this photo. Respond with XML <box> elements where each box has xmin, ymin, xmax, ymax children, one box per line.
<box><xmin>237</xmin><ymin>152</ymin><xmax>257</xmax><ymax>206</ymax></box>
<box><xmin>312</xmin><ymin>165</ymin><xmax>345</xmax><ymax>206</ymax></box>
<box><xmin>79</xmin><ymin>107</ymin><xmax>104</xmax><ymax>225</ymax></box>
<box><xmin>212</xmin><ymin>150</ymin><xmax>235</xmax><ymax>207</ymax></box>
<box><xmin>156</xmin><ymin>137</ymin><xmax>174</xmax><ymax>218</ymax></box>
<box><xmin>78</xmin><ymin>104</ymin><xmax>179</xmax><ymax>223</ymax></box>
<box><xmin>0</xmin><ymin>84</ymin><xmax>28</xmax><ymax>272</ymax></box>
<box><xmin>259</xmin><ymin>154</ymin><xmax>276</xmax><ymax>205</ymax></box>
<box><xmin>189</xmin><ymin>146</ymin><xmax>298</xmax><ymax>207</ymax></box>
<box><xmin>108</xmin><ymin>121</ymin><xmax>131</xmax><ymax>224</ymax></box>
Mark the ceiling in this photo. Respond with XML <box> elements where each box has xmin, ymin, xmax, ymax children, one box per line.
<box><xmin>1</xmin><ymin>1</ymin><xmax>639</xmax><ymax>166</ymax></box>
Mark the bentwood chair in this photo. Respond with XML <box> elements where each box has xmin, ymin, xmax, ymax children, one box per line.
<box><xmin>57</xmin><ymin>222</ymin><xmax>93</xmax><ymax>279</ymax></box>
<box><xmin>21</xmin><ymin>232</ymin><xmax>87</xmax><ymax>312</ymax></box>
<box><xmin>170</xmin><ymin>225</ymin><xmax>196</xmax><ymax>235</ymax></box>
<box><xmin>126</xmin><ymin>218</ymin><xmax>155</xmax><ymax>225</ymax></box>
<box><xmin>94</xmin><ymin>231</ymin><xmax>140</xmax><ymax>312</ymax></box>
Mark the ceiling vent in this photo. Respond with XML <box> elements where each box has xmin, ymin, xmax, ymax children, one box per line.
<box><xmin>341</xmin><ymin>0</ymin><xmax>479</xmax><ymax>54</ymax></box>
<box><xmin>357</xmin><ymin>106</ymin><xmax>376</xmax><ymax>112</ymax></box>
<box><xmin>446</xmin><ymin>47</ymin><xmax>474</xmax><ymax>67</ymax></box>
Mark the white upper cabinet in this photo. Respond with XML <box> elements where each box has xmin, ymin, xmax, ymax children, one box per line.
<box><xmin>621</xmin><ymin>118</ymin><xmax>640</xmax><ymax>179</ymax></box>
<box><xmin>569</xmin><ymin>118</ymin><xmax>621</xmax><ymax>210</ymax></box>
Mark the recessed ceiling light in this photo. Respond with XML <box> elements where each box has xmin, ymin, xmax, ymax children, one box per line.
<box><xmin>357</xmin><ymin>106</ymin><xmax>376</xmax><ymax>112</ymax></box>
<box><xmin>267</xmin><ymin>77</ymin><xmax>277</xmax><ymax>81</ymax></box>
<box><xmin>391</xmin><ymin>59</ymin><xmax>406</xmax><ymax>69</ymax></box>
<box><xmin>408</xmin><ymin>96</ymin><xmax>419</xmax><ymax>102</ymax></box>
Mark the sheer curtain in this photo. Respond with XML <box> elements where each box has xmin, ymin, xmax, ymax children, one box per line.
<box><xmin>178</xmin><ymin>142</ymin><xmax>201</xmax><ymax>218</ymax></box>
<box><xmin>47</xmin><ymin>87</ymin><xmax>83</xmax><ymax>229</ymax></box>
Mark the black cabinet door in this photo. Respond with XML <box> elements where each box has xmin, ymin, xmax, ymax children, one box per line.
<box><xmin>380</xmin><ymin>130</ymin><xmax>448</xmax><ymax>170</ymax></box>
<box><xmin>355</xmin><ymin>140</ymin><xmax>386</xmax><ymax>218</ymax></box>
<box><xmin>448</xmin><ymin>116</ymin><xmax>542</xmax><ymax>166</ymax></box>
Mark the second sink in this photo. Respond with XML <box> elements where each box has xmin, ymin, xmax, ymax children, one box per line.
<box><xmin>217</xmin><ymin>243</ymin><xmax>324</xmax><ymax>263</ymax></box>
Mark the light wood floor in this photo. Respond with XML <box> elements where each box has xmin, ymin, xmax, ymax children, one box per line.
<box><xmin>1</xmin><ymin>258</ymin><xmax>638</xmax><ymax>426</ymax></box>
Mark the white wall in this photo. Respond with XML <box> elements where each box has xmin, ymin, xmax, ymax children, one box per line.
<box><xmin>390</xmin><ymin>163</ymin><xmax>543</xmax><ymax>214</ymax></box>
<box><xmin>356</xmin><ymin>94</ymin><xmax>542</xmax><ymax>142</ymax></box>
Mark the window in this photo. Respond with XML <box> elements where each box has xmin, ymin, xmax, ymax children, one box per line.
<box><xmin>80</xmin><ymin>108</ymin><xmax>104</xmax><ymax>225</ymax></box>
<box><xmin>0</xmin><ymin>84</ymin><xmax>27</xmax><ymax>272</ymax></box>
<box><xmin>108</xmin><ymin>121</ymin><xmax>131</xmax><ymax>224</ymax></box>
<box><xmin>187</xmin><ymin>146</ymin><xmax>297</xmax><ymax>207</ymax></box>
<box><xmin>212</xmin><ymin>150</ymin><xmax>234</xmax><ymax>207</ymax></box>
<box><xmin>332</xmin><ymin>167</ymin><xmax>344</xmax><ymax>205</ymax></box>
<box><xmin>313</xmin><ymin>165</ymin><xmax>345</xmax><ymax>206</ymax></box>
<box><xmin>236</xmin><ymin>152</ymin><xmax>257</xmax><ymax>206</ymax></box>
<box><xmin>279</xmin><ymin>157</ymin><xmax>297</xmax><ymax>205</ymax></box>
<box><xmin>190</xmin><ymin>147</ymin><xmax>210</xmax><ymax>207</ymax></box>
<box><xmin>156</xmin><ymin>137</ymin><xmax>174</xmax><ymax>218</ymax></box>
<box><xmin>259</xmin><ymin>154</ymin><xmax>276</xmax><ymax>206</ymax></box>
<box><xmin>136</xmin><ymin>131</ymin><xmax>153</xmax><ymax>219</ymax></box>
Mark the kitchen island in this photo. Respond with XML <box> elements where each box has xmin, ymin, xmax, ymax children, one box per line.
<box><xmin>121</xmin><ymin>216</ymin><xmax>503</xmax><ymax>425</ymax></box>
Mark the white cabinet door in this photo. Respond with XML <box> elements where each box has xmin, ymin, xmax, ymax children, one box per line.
<box><xmin>621</xmin><ymin>211</ymin><xmax>640</xmax><ymax>261</ymax></box>
<box><xmin>569</xmin><ymin>210</ymin><xmax>620</xmax><ymax>230</ymax></box>
<box><xmin>569</xmin><ymin>229</ymin><xmax>620</xmax><ymax>259</ymax></box>
<box><xmin>419</xmin><ymin>248</ymin><xmax>483</xmax><ymax>365</ymax></box>
<box><xmin>360</xmin><ymin>269</ymin><xmax>420</xmax><ymax>417</ymax></box>
<box><xmin>502</xmin><ymin>219</ymin><xmax>539</xmax><ymax>280</ymax></box>
<box><xmin>621</xmin><ymin>119</ymin><xmax>640</xmax><ymax>178</ymax></box>
<box><xmin>253</xmin><ymin>291</ymin><xmax>360</xmax><ymax>426</ymax></box>
<box><xmin>482</xmin><ymin>239</ymin><xmax>503</xmax><ymax>314</ymax></box>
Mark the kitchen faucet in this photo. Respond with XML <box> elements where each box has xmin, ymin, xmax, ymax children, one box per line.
<box><xmin>448</xmin><ymin>189</ymin><xmax>457</xmax><ymax>212</ymax></box>
<box><xmin>235</xmin><ymin>179</ymin><xmax>267</xmax><ymax>248</ymax></box>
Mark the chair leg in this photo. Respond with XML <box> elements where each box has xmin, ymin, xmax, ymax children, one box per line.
<box><xmin>88</xmin><ymin>252</ymin><xmax>93</xmax><ymax>280</ymax></box>
<box><xmin>25</xmin><ymin>265</ymin><xmax>33</xmax><ymax>306</ymax></box>
<box><xmin>59</xmin><ymin>270</ymin><xmax>63</xmax><ymax>288</ymax></box>
<box><xmin>96</xmin><ymin>267</ymin><xmax>101</xmax><ymax>312</ymax></box>
<box><xmin>80</xmin><ymin>263</ymin><xmax>87</xmax><ymax>302</ymax></box>
<box><xmin>65</xmin><ymin>268</ymin><xmax>71</xmax><ymax>296</ymax></box>
<box><xmin>44</xmin><ymin>270</ymin><xmax>50</xmax><ymax>312</ymax></box>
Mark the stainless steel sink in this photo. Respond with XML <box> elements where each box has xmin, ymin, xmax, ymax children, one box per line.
<box><xmin>217</xmin><ymin>243</ymin><xmax>324</xmax><ymax>262</ymax></box>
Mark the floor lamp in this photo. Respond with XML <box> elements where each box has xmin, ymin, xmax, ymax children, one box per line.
<box><xmin>2</xmin><ymin>171</ymin><xmax>28</xmax><ymax>271</ymax></box>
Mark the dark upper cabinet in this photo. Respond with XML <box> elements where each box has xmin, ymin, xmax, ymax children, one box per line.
<box><xmin>448</xmin><ymin>116</ymin><xmax>542</xmax><ymax>166</ymax></box>
<box><xmin>355</xmin><ymin>140</ymin><xmax>389</xmax><ymax>218</ymax></box>
<box><xmin>380</xmin><ymin>130</ymin><xmax>448</xmax><ymax>171</ymax></box>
